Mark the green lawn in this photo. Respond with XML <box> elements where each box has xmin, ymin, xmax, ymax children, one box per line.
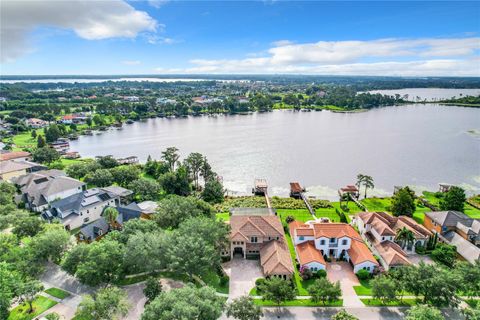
<box><xmin>315</xmin><ymin>207</ymin><xmax>342</xmax><ymax>222</ymax></box>
<box><xmin>353</xmin><ymin>279</ymin><xmax>372</xmax><ymax>296</ymax></box>
<box><xmin>277</xmin><ymin>209</ymin><xmax>315</xmax><ymax>226</ymax></box>
<box><xmin>7</xmin><ymin>296</ymin><xmax>57</xmax><ymax>320</ymax></box>
<box><xmin>361</xmin><ymin>198</ymin><xmax>392</xmax><ymax>212</ymax></box>
<box><xmin>253</xmin><ymin>298</ymin><xmax>343</xmax><ymax>307</ymax></box>
<box><xmin>45</xmin><ymin>287</ymin><xmax>70</xmax><ymax>299</ymax></box>
<box><xmin>422</xmin><ymin>191</ymin><xmax>480</xmax><ymax>219</ymax></box>
<box><xmin>216</xmin><ymin>212</ymin><xmax>230</xmax><ymax>222</ymax></box>
<box><xmin>201</xmin><ymin>270</ymin><xmax>229</xmax><ymax>294</ymax></box>
<box><xmin>360</xmin><ymin>298</ymin><xmax>418</xmax><ymax>306</ymax></box>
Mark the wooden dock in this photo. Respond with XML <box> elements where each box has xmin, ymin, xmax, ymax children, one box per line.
<box><xmin>290</xmin><ymin>182</ymin><xmax>316</xmax><ymax>219</ymax></box>
<box><xmin>253</xmin><ymin>179</ymin><xmax>272</xmax><ymax>209</ymax></box>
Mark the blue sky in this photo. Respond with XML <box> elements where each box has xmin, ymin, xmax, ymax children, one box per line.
<box><xmin>1</xmin><ymin>1</ymin><xmax>479</xmax><ymax>75</ymax></box>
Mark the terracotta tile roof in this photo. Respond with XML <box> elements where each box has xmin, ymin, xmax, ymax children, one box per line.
<box><xmin>348</xmin><ymin>239</ymin><xmax>379</xmax><ymax>266</ymax></box>
<box><xmin>312</xmin><ymin>223</ymin><xmax>363</xmax><ymax>240</ymax></box>
<box><xmin>367</xmin><ymin>232</ymin><xmax>410</xmax><ymax>267</ymax></box>
<box><xmin>260</xmin><ymin>240</ymin><xmax>294</xmax><ymax>276</ymax></box>
<box><xmin>358</xmin><ymin>211</ymin><xmax>431</xmax><ymax>239</ymax></box>
<box><xmin>296</xmin><ymin>241</ymin><xmax>325</xmax><ymax>265</ymax></box>
<box><xmin>288</xmin><ymin>220</ymin><xmax>313</xmax><ymax>237</ymax></box>
<box><xmin>0</xmin><ymin>151</ymin><xmax>31</xmax><ymax>161</ymax></box>
<box><xmin>230</xmin><ymin>215</ymin><xmax>284</xmax><ymax>240</ymax></box>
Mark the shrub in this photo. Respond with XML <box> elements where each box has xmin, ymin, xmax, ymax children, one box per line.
<box><xmin>285</xmin><ymin>215</ymin><xmax>295</xmax><ymax>224</ymax></box>
<box><xmin>300</xmin><ymin>267</ymin><xmax>313</xmax><ymax>280</ymax></box>
<box><xmin>356</xmin><ymin>269</ymin><xmax>370</xmax><ymax>280</ymax></box>
<box><xmin>220</xmin><ymin>275</ymin><xmax>229</xmax><ymax>287</ymax></box>
<box><xmin>316</xmin><ymin>269</ymin><xmax>327</xmax><ymax>279</ymax></box>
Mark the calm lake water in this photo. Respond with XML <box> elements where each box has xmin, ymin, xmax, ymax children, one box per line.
<box><xmin>367</xmin><ymin>88</ymin><xmax>480</xmax><ymax>101</ymax></box>
<box><xmin>70</xmin><ymin>104</ymin><xmax>480</xmax><ymax>200</ymax></box>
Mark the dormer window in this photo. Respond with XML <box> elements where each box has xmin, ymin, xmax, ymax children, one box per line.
<box><xmin>342</xmin><ymin>239</ymin><xmax>348</xmax><ymax>245</ymax></box>
<box><xmin>330</xmin><ymin>238</ymin><xmax>336</xmax><ymax>243</ymax></box>
<box><xmin>320</xmin><ymin>240</ymin><xmax>326</xmax><ymax>245</ymax></box>
<box><xmin>251</xmin><ymin>236</ymin><xmax>258</xmax><ymax>243</ymax></box>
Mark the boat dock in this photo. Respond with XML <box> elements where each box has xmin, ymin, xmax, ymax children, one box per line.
<box><xmin>290</xmin><ymin>182</ymin><xmax>317</xmax><ymax>219</ymax></box>
<box><xmin>253</xmin><ymin>178</ymin><xmax>272</xmax><ymax>209</ymax></box>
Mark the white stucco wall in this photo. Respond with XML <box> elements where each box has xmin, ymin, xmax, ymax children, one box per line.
<box><xmin>353</xmin><ymin>261</ymin><xmax>377</xmax><ymax>274</ymax></box>
<box><xmin>304</xmin><ymin>262</ymin><xmax>326</xmax><ymax>271</ymax></box>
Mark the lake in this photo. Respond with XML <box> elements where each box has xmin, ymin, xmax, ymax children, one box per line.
<box><xmin>70</xmin><ymin>104</ymin><xmax>480</xmax><ymax>200</ymax></box>
<box><xmin>367</xmin><ymin>88</ymin><xmax>480</xmax><ymax>101</ymax></box>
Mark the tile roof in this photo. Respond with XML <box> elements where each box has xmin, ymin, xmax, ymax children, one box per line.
<box><xmin>230</xmin><ymin>214</ymin><xmax>284</xmax><ymax>240</ymax></box>
<box><xmin>348</xmin><ymin>239</ymin><xmax>379</xmax><ymax>266</ymax></box>
<box><xmin>296</xmin><ymin>241</ymin><xmax>326</xmax><ymax>265</ymax></box>
<box><xmin>0</xmin><ymin>151</ymin><xmax>31</xmax><ymax>161</ymax></box>
<box><xmin>312</xmin><ymin>223</ymin><xmax>363</xmax><ymax>240</ymax></box>
<box><xmin>260</xmin><ymin>240</ymin><xmax>294</xmax><ymax>276</ymax></box>
<box><xmin>358</xmin><ymin>211</ymin><xmax>431</xmax><ymax>239</ymax></box>
<box><xmin>366</xmin><ymin>232</ymin><xmax>410</xmax><ymax>267</ymax></box>
<box><xmin>0</xmin><ymin>160</ymin><xmax>31</xmax><ymax>174</ymax></box>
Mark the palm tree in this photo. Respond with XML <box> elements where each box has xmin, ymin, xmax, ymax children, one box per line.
<box><xmin>362</xmin><ymin>175</ymin><xmax>374</xmax><ymax>199</ymax></box>
<box><xmin>356</xmin><ymin>174</ymin><xmax>365</xmax><ymax>198</ymax></box>
<box><xmin>103</xmin><ymin>206</ymin><xmax>119</xmax><ymax>228</ymax></box>
<box><xmin>395</xmin><ymin>227</ymin><xmax>415</xmax><ymax>250</ymax></box>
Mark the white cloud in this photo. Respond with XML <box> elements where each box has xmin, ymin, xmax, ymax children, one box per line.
<box><xmin>122</xmin><ymin>60</ymin><xmax>141</xmax><ymax>65</ymax></box>
<box><xmin>0</xmin><ymin>0</ymin><xmax>158</xmax><ymax>63</ymax></box>
<box><xmin>148</xmin><ymin>0</ymin><xmax>169</xmax><ymax>9</ymax></box>
<box><xmin>154</xmin><ymin>37</ymin><xmax>480</xmax><ymax>76</ymax></box>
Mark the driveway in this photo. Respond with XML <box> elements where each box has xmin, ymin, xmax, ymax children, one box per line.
<box><xmin>327</xmin><ymin>262</ymin><xmax>363</xmax><ymax>307</ymax></box>
<box><xmin>408</xmin><ymin>254</ymin><xmax>435</xmax><ymax>266</ymax></box>
<box><xmin>226</xmin><ymin>258</ymin><xmax>263</xmax><ymax>299</ymax></box>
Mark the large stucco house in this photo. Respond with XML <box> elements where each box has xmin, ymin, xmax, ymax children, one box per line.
<box><xmin>227</xmin><ymin>208</ymin><xmax>294</xmax><ymax>279</ymax></box>
<box><xmin>289</xmin><ymin>221</ymin><xmax>378</xmax><ymax>274</ymax></box>
<box><xmin>354</xmin><ymin>211</ymin><xmax>432</xmax><ymax>270</ymax></box>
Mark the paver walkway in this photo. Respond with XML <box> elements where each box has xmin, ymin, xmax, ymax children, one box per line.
<box><xmin>226</xmin><ymin>258</ymin><xmax>263</xmax><ymax>300</ymax></box>
<box><xmin>327</xmin><ymin>261</ymin><xmax>363</xmax><ymax>307</ymax></box>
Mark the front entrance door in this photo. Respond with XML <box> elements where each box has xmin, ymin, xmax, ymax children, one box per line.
<box><xmin>233</xmin><ymin>247</ymin><xmax>244</xmax><ymax>258</ymax></box>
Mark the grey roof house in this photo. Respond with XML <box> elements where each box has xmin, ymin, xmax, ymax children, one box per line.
<box><xmin>42</xmin><ymin>188</ymin><xmax>120</xmax><ymax>231</ymax></box>
<box><xmin>13</xmin><ymin>170</ymin><xmax>85</xmax><ymax>212</ymax></box>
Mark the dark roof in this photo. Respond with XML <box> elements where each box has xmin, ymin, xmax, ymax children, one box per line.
<box><xmin>117</xmin><ymin>202</ymin><xmax>143</xmax><ymax>222</ymax></box>
<box><xmin>78</xmin><ymin>218</ymin><xmax>109</xmax><ymax>241</ymax></box>
<box><xmin>425</xmin><ymin>211</ymin><xmax>472</xmax><ymax>228</ymax></box>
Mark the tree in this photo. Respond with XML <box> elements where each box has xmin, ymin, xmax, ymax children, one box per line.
<box><xmin>440</xmin><ymin>186</ymin><xmax>466</xmax><ymax>212</ymax></box>
<box><xmin>141</xmin><ymin>285</ymin><xmax>224</xmax><ymax>320</ymax></box>
<box><xmin>74</xmin><ymin>239</ymin><xmax>124</xmax><ymax>286</ymax></box>
<box><xmin>158</xmin><ymin>165</ymin><xmax>191</xmax><ymax>196</ymax></box>
<box><xmin>45</xmin><ymin>124</ymin><xmax>61</xmax><ymax>142</ymax></box>
<box><xmin>86</xmin><ymin>117</ymin><xmax>92</xmax><ymax>127</ymax></box>
<box><xmin>405</xmin><ymin>305</ymin><xmax>445</xmax><ymax>320</ymax></box>
<box><xmin>308</xmin><ymin>278</ymin><xmax>341</xmax><ymax>305</ymax></box>
<box><xmin>45</xmin><ymin>313</ymin><xmax>60</xmax><ymax>320</ymax></box>
<box><xmin>201</xmin><ymin>179</ymin><xmax>224</xmax><ymax>204</ymax></box>
<box><xmin>123</xmin><ymin>231</ymin><xmax>167</xmax><ymax>274</ymax></box>
<box><xmin>391</xmin><ymin>187</ymin><xmax>416</xmax><ymax>217</ymax></box>
<box><xmin>85</xmin><ymin>169</ymin><xmax>114</xmax><ymax>187</ymax></box>
<box><xmin>153</xmin><ymin>195</ymin><xmax>214</xmax><ymax>229</ymax></box>
<box><xmin>355</xmin><ymin>174</ymin><xmax>364</xmax><ymax>198</ymax></box>
<box><xmin>361</xmin><ymin>175</ymin><xmax>374</xmax><ymax>198</ymax></box>
<box><xmin>75</xmin><ymin>287</ymin><xmax>129</xmax><ymax>320</ymax></box>
<box><xmin>96</xmin><ymin>155</ymin><xmax>119</xmax><ymax>169</ymax></box>
<box><xmin>331</xmin><ymin>309</ymin><xmax>359</xmax><ymax>320</ymax></box>
<box><xmin>463</xmin><ymin>305</ymin><xmax>480</xmax><ymax>320</ymax></box>
<box><xmin>115</xmin><ymin>219</ymin><xmax>159</xmax><ymax>244</ymax></box>
<box><xmin>61</xmin><ymin>243</ymin><xmax>90</xmax><ymax>275</ymax></box>
<box><xmin>455</xmin><ymin>262</ymin><xmax>480</xmax><ymax>298</ymax></box>
<box><xmin>259</xmin><ymin>277</ymin><xmax>295</xmax><ymax>307</ymax></box>
<box><xmin>177</xmin><ymin>216</ymin><xmax>230</xmax><ymax>252</ymax></box>
<box><xmin>33</xmin><ymin>147</ymin><xmax>60</xmax><ymax>164</ymax></box>
<box><xmin>110</xmin><ymin>165</ymin><xmax>141</xmax><ymax>187</ymax></box>
<box><xmin>226</xmin><ymin>296</ymin><xmax>263</xmax><ymax>320</ymax></box>
<box><xmin>0</xmin><ymin>262</ymin><xmax>21</xmax><ymax>319</ymax></box>
<box><xmin>37</xmin><ymin>134</ymin><xmax>46</xmax><ymax>147</ymax></box>
<box><xmin>103</xmin><ymin>206</ymin><xmax>119</xmax><ymax>226</ymax></box>
<box><xmin>66</xmin><ymin>161</ymin><xmax>101</xmax><ymax>179</ymax></box>
<box><xmin>161</xmin><ymin>147</ymin><xmax>180</xmax><ymax>172</ymax></box>
<box><xmin>31</xmin><ymin>129</ymin><xmax>37</xmax><ymax>139</ymax></box>
<box><xmin>431</xmin><ymin>242</ymin><xmax>457</xmax><ymax>267</ymax></box>
<box><xmin>371</xmin><ymin>275</ymin><xmax>397</xmax><ymax>304</ymax></box>
<box><xmin>12</xmin><ymin>216</ymin><xmax>43</xmax><ymax>238</ymax></box>
<box><xmin>129</xmin><ymin>178</ymin><xmax>161</xmax><ymax>201</ymax></box>
<box><xmin>18</xmin><ymin>279</ymin><xmax>44</xmax><ymax>313</ymax></box>
<box><xmin>29</xmin><ymin>224</ymin><xmax>70</xmax><ymax>263</ymax></box>
<box><xmin>395</xmin><ymin>227</ymin><xmax>415</xmax><ymax>250</ymax></box>
<box><xmin>184</xmin><ymin>152</ymin><xmax>204</xmax><ymax>190</ymax></box>
<box><xmin>144</xmin><ymin>277</ymin><xmax>163</xmax><ymax>302</ymax></box>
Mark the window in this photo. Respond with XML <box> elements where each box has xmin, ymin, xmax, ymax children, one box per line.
<box><xmin>320</xmin><ymin>240</ymin><xmax>326</xmax><ymax>245</ymax></box>
<box><xmin>83</xmin><ymin>217</ymin><xmax>89</xmax><ymax>223</ymax></box>
<box><xmin>342</xmin><ymin>239</ymin><xmax>348</xmax><ymax>245</ymax></box>
<box><xmin>382</xmin><ymin>237</ymin><xmax>385</xmax><ymax>241</ymax></box>
<box><xmin>299</xmin><ymin>236</ymin><xmax>304</xmax><ymax>240</ymax></box>
<box><xmin>276</xmin><ymin>237</ymin><xmax>279</xmax><ymax>240</ymax></box>
<box><xmin>251</xmin><ymin>236</ymin><xmax>258</xmax><ymax>243</ymax></box>
<box><xmin>330</xmin><ymin>238</ymin><xmax>336</xmax><ymax>243</ymax></box>
<box><xmin>87</xmin><ymin>210</ymin><xmax>89</xmax><ymax>214</ymax></box>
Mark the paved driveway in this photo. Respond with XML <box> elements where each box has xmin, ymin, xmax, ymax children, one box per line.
<box><xmin>327</xmin><ymin>262</ymin><xmax>363</xmax><ymax>307</ymax></box>
<box><xmin>227</xmin><ymin>258</ymin><xmax>263</xmax><ymax>299</ymax></box>
<box><xmin>408</xmin><ymin>254</ymin><xmax>435</xmax><ymax>266</ymax></box>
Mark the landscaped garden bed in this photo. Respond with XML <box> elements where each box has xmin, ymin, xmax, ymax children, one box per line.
<box><xmin>7</xmin><ymin>296</ymin><xmax>57</xmax><ymax>320</ymax></box>
<box><xmin>45</xmin><ymin>287</ymin><xmax>71</xmax><ymax>299</ymax></box>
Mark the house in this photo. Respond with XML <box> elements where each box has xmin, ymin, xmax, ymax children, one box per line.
<box><xmin>0</xmin><ymin>160</ymin><xmax>47</xmax><ymax>181</ymax></box>
<box><xmin>116</xmin><ymin>156</ymin><xmax>139</xmax><ymax>165</ymax></box>
<box><xmin>0</xmin><ymin>150</ymin><xmax>32</xmax><ymax>162</ymax></box>
<box><xmin>42</xmin><ymin>188</ymin><xmax>120</xmax><ymax>230</ymax></box>
<box><xmin>25</xmin><ymin>118</ymin><xmax>48</xmax><ymax>128</ymax></box>
<box><xmin>354</xmin><ymin>212</ymin><xmax>432</xmax><ymax>270</ymax></box>
<box><xmin>124</xmin><ymin>96</ymin><xmax>140</xmax><ymax>102</ymax></box>
<box><xmin>156</xmin><ymin>98</ymin><xmax>177</xmax><ymax>105</ymax></box>
<box><xmin>424</xmin><ymin>211</ymin><xmax>480</xmax><ymax>264</ymax></box>
<box><xmin>76</xmin><ymin>217</ymin><xmax>110</xmax><ymax>242</ymax></box>
<box><xmin>228</xmin><ymin>208</ymin><xmax>294</xmax><ymax>279</ymax></box>
<box><xmin>101</xmin><ymin>186</ymin><xmax>133</xmax><ymax>204</ymax></box>
<box><xmin>60</xmin><ymin>115</ymin><xmax>74</xmax><ymax>124</ymax></box>
<box><xmin>13</xmin><ymin>170</ymin><xmax>85</xmax><ymax>212</ymax></box>
<box><xmin>289</xmin><ymin>221</ymin><xmax>378</xmax><ymax>273</ymax></box>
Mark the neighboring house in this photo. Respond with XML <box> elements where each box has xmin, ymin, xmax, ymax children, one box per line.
<box><xmin>13</xmin><ymin>170</ymin><xmax>85</xmax><ymax>212</ymax></box>
<box><xmin>77</xmin><ymin>217</ymin><xmax>110</xmax><ymax>242</ymax></box>
<box><xmin>156</xmin><ymin>97</ymin><xmax>177</xmax><ymax>105</ymax></box>
<box><xmin>424</xmin><ymin>211</ymin><xmax>480</xmax><ymax>264</ymax></box>
<box><xmin>116</xmin><ymin>156</ymin><xmax>139</xmax><ymax>165</ymax></box>
<box><xmin>0</xmin><ymin>150</ymin><xmax>32</xmax><ymax>162</ymax></box>
<box><xmin>289</xmin><ymin>221</ymin><xmax>378</xmax><ymax>273</ymax></box>
<box><xmin>228</xmin><ymin>208</ymin><xmax>294</xmax><ymax>279</ymax></box>
<box><xmin>0</xmin><ymin>160</ymin><xmax>47</xmax><ymax>181</ymax></box>
<box><xmin>354</xmin><ymin>212</ymin><xmax>432</xmax><ymax>270</ymax></box>
<box><xmin>42</xmin><ymin>188</ymin><xmax>120</xmax><ymax>230</ymax></box>
<box><xmin>25</xmin><ymin>118</ymin><xmax>48</xmax><ymax>128</ymax></box>
<box><xmin>101</xmin><ymin>186</ymin><xmax>134</xmax><ymax>204</ymax></box>
<box><xmin>60</xmin><ymin>115</ymin><xmax>74</xmax><ymax>124</ymax></box>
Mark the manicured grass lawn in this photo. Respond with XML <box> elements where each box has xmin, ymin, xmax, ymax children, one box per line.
<box><xmin>315</xmin><ymin>207</ymin><xmax>343</xmax><ymax>222</ymax></box>
<box><xmin>360</xmin><ymin>298</ymin><xmax>418</xmax><ymax>306</ymax></box>
<box><xmin>216</xmin><ymin>212</ymin><xmax>230</xmax><ymax>222</ymax></box>
<box><xmin>254</xmin><ymin>298</ymin><xmax>343</xmax><ymax>307</ymax></box>
<box><xmin>353</xmin><ymin>279</ymin><xmax>372</xmax><ymax>296</ymax></box>
<box><xmin>422</xmin><ymin>191</ymin><xmax>480</xmax><ymax>219</ymax></box>
<box><xmin>277</xmin><ymin>209</ymin><xmax>315</xmax><ymax>226</ymax></box>
<box><xmin>284</xmin><ymin>231</ymin><xmax>314</xmax><ymax>296</ymax></box>
<box><xmin>7</xmin><ymin>296</ymin><xmax>57</xmax><ymax>320</ymax></box>
<box><xmin>361</xmin><ymin>198</ymin><xmax>392</xmax><ymax>212</ymax></box>
<box><xmin>45</xmin><ymin>287</ymin><xmax>70</xmax><ymax>299</ymax></box>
